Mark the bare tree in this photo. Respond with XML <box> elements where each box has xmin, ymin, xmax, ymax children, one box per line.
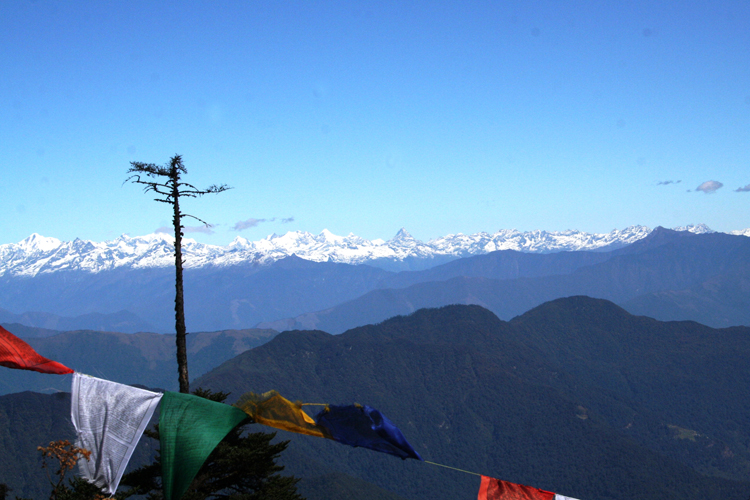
<box><xmin>126</xmin><ymin>154</ymin><xmax>230</xmax><ymax>393</ymax></box>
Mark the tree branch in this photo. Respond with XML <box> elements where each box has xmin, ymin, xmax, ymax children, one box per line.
<box><xmin>182</xmin><ymin>213</ymin><xmax>212</xmax><ymax>226</ymax></box>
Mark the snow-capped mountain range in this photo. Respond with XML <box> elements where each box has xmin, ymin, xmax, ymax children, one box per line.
<box><xmin>0</xmin><ymin>224</ymin><xmax>730</xmax><ymax>277</ymax></box>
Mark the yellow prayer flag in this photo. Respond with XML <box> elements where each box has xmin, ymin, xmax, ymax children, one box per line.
<box><xmin>234</xmin><ymin>390</ymin><xmax>331</xmax><ymax>439</ymax></box>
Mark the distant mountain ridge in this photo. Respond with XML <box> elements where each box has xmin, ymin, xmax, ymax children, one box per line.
<box><xmin>1</xmin><ymin>225</ymin><xmax>747</xmax><ymax>334</ymax></box>
<box><xmin>0</xmin><ymin>224</ymin><xmax>718</xmax><ymax>276</ymax></box>
<box><xmin>261</xmin><ymin>227</ymin><xmax>750</xmax><ymax>333</ymax></box>
<box><xmin>0</xmin><ymin>307</ymin><xmax>155</xmax><ymax>333</ymax></box>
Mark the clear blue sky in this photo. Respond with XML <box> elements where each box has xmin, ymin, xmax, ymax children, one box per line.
<box><xmin>2</xmin><ymin>0</ymin><xmax>749</xmax><ymax>245</ymax></box>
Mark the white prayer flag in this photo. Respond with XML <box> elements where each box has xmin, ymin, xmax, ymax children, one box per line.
<box><xmin>71</xmin><ymin>373</ymin><xmax>162</xmax><ymax>495</ymax></box>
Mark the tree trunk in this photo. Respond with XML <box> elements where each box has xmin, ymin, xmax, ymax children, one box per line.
<box><xmin>172</xmin><ymin>182</ymin><xmax>189</xmax><ymax>394</ymax></box>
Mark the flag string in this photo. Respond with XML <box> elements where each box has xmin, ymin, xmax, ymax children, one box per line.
<box><xmin>424</xmin><ymin>460</ymin><xmax>483</xmax><ymax>477</ymax></box>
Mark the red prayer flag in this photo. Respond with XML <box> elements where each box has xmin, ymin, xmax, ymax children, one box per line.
<box><xmin>478</xmin><ymin>476</ymin><xmax>555</xmax><ymax>500</ymax></box>
<box><xmin>0</xmin><ymin>325</ymin><xmax>74</xmax><ymax>374</ymax></box>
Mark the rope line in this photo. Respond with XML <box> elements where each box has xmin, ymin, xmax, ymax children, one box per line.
<box><xmin>424</xmin><ymin>460</ymin><xmax>483</xmax><ymax>477</ymax></box>
<box><xmin>294</xmin><ymin>401</ymin><xmax>486</xmax><ymax>479</ymax></box>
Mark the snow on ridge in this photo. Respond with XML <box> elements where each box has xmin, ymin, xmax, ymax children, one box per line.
<box><xmin>428</xmin><ymin>225</ymin><xmax>653</xmax><ymax>254</ymax></box>
<box><xmin>0</xmin><ymin>224</ymin><xmax>743</xmax><ymax>277</ymax></box>
<box><xmin>18</xmin><ymin>233</ymin><xmax>63</xmax><ymax>252</ymax></box>
<box><xmin>673</xmin><ymin>223</ymin><xmax>715</xmax><ymax>234</ymax></box>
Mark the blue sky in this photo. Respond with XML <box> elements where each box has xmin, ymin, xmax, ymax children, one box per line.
<box><xmin>2</xmin><ymin>0</ymin><xmax>749</xmax><ymax>245</ymax></box>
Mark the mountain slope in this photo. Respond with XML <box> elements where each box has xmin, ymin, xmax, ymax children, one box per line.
<box><xmin>0</xmin><ymin>326</ymin><xmax>279</xmax><ymax>395</ymax></box>
<box><xmin>508</xmin><ymin>296</ymin><xmax>750</xmax><ymax>479</ymax></box>
<box><xmin>194</xmin><ymin>299</ymin><xmax>750</xmax><ymax>500</ymax></box>
<box><xmin>0</xmin><ymin>307</ymin><xmax>154</xmax><ymax>334</ymax></box>
<box><xmin>270</xmin><ymin>228</ymin><xmax>750</xmax><ymax>332</ymax></box>
<box><xmin>376</xmin><ymin>247</ymin><xmax>614</xmax><ymax>290</ymax></box>
<box><xmin>0</xmin><ymin>256</ymin><xmax>394</xmax><ymax>333</ymax></box>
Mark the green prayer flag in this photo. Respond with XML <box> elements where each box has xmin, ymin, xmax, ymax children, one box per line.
<box><xmin>159</xmin><ymin>392</ymin><xmax>248</xmax><ymax>500</ymax></box>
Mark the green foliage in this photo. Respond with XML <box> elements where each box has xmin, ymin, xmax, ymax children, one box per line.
<box><xmin>119</xmin><ymin>388</ymin><xmax>303</xmax><ymax>500</ymax></box>
<box><xmin>52</xmin><ymin>477</ymin><xmax>107</xmax><ymax>500</ymax></box>
<box><xmin>20</xmin><ymin>440</ymin><xmax>110</xmax><ymax>500</ymax></box>
<box><xmin>13</xmin><ymin>477</ymin><xmax>108</xmax><ymax>500</ymax></box>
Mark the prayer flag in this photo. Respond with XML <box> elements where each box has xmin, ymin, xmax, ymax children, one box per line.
<box><xmin>71</xmin><ymin>373</ymin><xmax>162</xmax><ymax>495</ymax></box>
<box><xmin>235</xmin><ymin>391</ymin><xmax>420</xmax><ymax>461</ymax></box>
<box><xmin>159</xmin><ymin>391</ymin><xmax>248</xmax><ymax>500</ymax></box>
<box><xmin>315</xmin><ymin>404</ymin><xmax>423</xmax><ymax>461</ymax></box>
<box><xmin>478</xmin><ymin>476</ymin><xmax>579</xmax><ymax>500</ymax></box>
<box><xmin>235</xmin><ymin>390</ymin><xmax>330</xmax><ymax>439</ymax></box>
<box><xmin>0</xmin><ymin>324</ymin><xmax>73</xmax><ymax>374</ymax></box>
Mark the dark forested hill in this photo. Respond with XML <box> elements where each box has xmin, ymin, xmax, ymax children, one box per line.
<box><xmin>194</xmin><ymin>298</ymin><xmax>750</xmax><ymax>500</ymax></box>
<box><xmin>508</xmin><ymin>296</ymin><xmax>750</xmax><ymax>480</ymax></box>
<box><xmin>5</xmin><ymin>298</ymin><xmax>750</xmax><ymax>500</ymax></box>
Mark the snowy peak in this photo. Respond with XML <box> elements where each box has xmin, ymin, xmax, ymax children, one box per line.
<box><xmin>0</xmin><ymin>224</ymin><xmax>743</xmax><ymax>277</ymax></box>
<box><xmin>18</xmin><ymin>233</ymin><xmax>62</xmax><ymax>252</ymax></box>
<box><xmin>319</xmin><ymin>229</ymin><xmax>343</xmax><ymax>243</ymax></box>
<box><xmin>391</xmin><ymin>228</ymin><xmax>414</xmax><ymax>242</ymax></box>
<box><xmin>673</xmin><ymin>223</ymin><xmax>714</xmax><ymax>234</ymax></box>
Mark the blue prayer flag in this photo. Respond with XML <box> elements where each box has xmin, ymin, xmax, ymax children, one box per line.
<box><xmin>315</xmin><ymin>404</ymin><xmax>422</xmax><ymax>461</ymax></box>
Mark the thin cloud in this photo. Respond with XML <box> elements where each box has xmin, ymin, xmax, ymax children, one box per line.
<box><xmin>233</xmin><ymin>218</ymin><xmax>266</xmax><ymax>231</ymax></box>
<box><xmin>232</xmin><ymin>216</ymin><xmax>295</xmax><ymax>231</ymax></box>
<box><xmin>695</xmin><ymin>180</ymin><xmax>723</xmax><ymax>194</ymax></box>
<box><xmin>155</xmin><ymin>226</ymin><xmax>171</xmax><ymax>234</ymax></box>
<box><xmin>657</xmin><ymin>180</ymin><xmax>681</xmax><ymax>186</ymax></box>
<box><xmin>735</xmin><ymin>184</ymin><xmax>750</xmax><ymax>192</ymax></box>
